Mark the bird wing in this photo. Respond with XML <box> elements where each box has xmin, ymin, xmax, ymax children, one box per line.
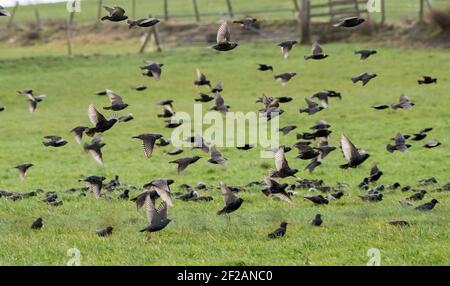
<box><xmin>89</xmin><ymin>183</ymin><xmax>101</xmax><ymax>199</ymax></box>
<box><xmin>274</xmin><ymin>146</ymin><xmax>290</xmax><ymax>171</ymax></box>
<box><xmin>89</xmin><ymin>149</ymin><xmax>103</xmax><ymax>165</ymax></box>
<box><xmin>103</xmin><ymin>5</ymin><xmax>114</xmax><ymax>15</ymax></box>
<box><xmin>305</xmin><ymin>97</ymin><xmax>318</xmax><ymax>109</ymax></box>
<box><xmin>88</xmin><ymin>104</ymin><xmax>106</xmax><ymax>126</ymax></box>
<box><xmin>144</xmin><ymin>193</ymin><xmax>156</xmax><ymax>223</ymax></box>
<box><xmin>272</xmin><ymin>192</ymin><xmax>293</xmax><ymax>205</ymax></box>
<box><xmin>142</xmin><ymin>137</ymin><xmax>156</xmax><ymax>158</ymax></box>
<box><xmin>196</xmin><ymin>68</ymin><xmax>206</xmax><ymax>81</ymax></box>
<box><xmin>312</xmin><ymin>42</ymin><xmax>323</xmax><ymax>55</ymax></box>
<box><xmin>28</xmin><ymin>100</ymin><xmax>37</xmax><ymax>113</ymax></box>
<box><xmin>215</xmin><ymin>93</ymin><xmax>225</xmax><ymax>107</ymax></box>
<box><xmin>152</xmin><ymin>181</ymin><xmax>174</xmax><ymax>207</ymax></box>
<box><xmin>106</xmin><ymin>90</ymin><xmax>124</xmax><ymax>105</ymax></box>
<box><xmin>112</xmin><ymin>6</ymin><xmax>125</xmax><ymax>16</ymax></box>
<box><xmin>220</xmin><ymin>181</ymin><xmax>237</xmax><ymax>205</ymax></box>
<box><xmin>152</xmin><ymin>201</ymin><xmax>168</xmax><ymax>224</ymax></box>
<box><xmin>340</xmin><ymin>134</ymin><xmax>359</xmax><ymax>162</ymax></box>
<box><xmin>216</xmin><ymin>21</ymin><xmax>231</xmax><ymax>43</ymax></box>
<box><xmin>370</xmin><ymin>164</ymin><xmax>380</xmax><ymax>177</ymax></box>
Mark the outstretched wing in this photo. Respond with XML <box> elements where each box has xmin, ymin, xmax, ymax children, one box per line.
<box><xmin>340</xmin><ymin>134</ymin><xmax>359</xmax><ymax>162</ymax></box>
<box><xmin>217</xmin><ymin>21</ymin><xmax>231</xmax><ymax>43</ymax></box>
<box><xmin>88</xmin><ymin>104</ymin><xmax>106</xmax><ymax>126</ymax></box>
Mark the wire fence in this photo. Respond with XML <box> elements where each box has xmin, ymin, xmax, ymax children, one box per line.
<box><xmin>0</xmin><ymin>0</ymin><xmax>445</xmax><ymax>27</ymax></box>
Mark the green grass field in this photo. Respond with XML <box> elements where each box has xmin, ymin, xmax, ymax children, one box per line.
<box><xmin>0</xmin><ymin>39</ymin><xmax>449</xmax><ymax>265</ymax></box>
<box><xmin>0</xmin><ymin>0</ymin><xmax>448</xmax><ymax>25</ymax></box>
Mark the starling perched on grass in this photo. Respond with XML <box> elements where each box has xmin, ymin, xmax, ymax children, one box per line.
<box><xmin>169</xmin><ymin>156</ymin><xmax>201</xmax><ymax>174</ymax></box>
<box><xmin>333</xmin><ymin>16</ymin><xmax>365</xmax><ymax>28</ymax></box>
<box><xmin>304</xmin><ymin>42</ymin><xmax>328</xmax><ymax>60</ymax></box>
<box><xmin>217</xmin><ymin>182</ymin><xmax>243</xmax><ymax>216</ymax></box>
<box><xmin>339</xmin><ymin>134</ymin><xmax>370</xmax><ymax>169</ymax></box>
<box><xmin>407</xmin><ymin>190</ymin><xmax>427</xmax><ymax>201</ymax></box>
<box><xmin>351</xmin><ymin>72</ymin><xmax>377</xmax><ymax>86</ymax></box>
<box><xmin>418</xmin><ymin>76</ymin><xmax>437</xmax><ymax>85</ymax></box>
<box><xmin>415</xmin><ymin>199</ymin><xmax>439</xmax><ymax>211</ymax></box>
<box><xmin>270</xmin><ymin>145</ymin><xmax>298</xmax><ymax>178</ymax></box>
<box><xmin>118</xmin><ymin>189</ymin><xmax>129</xmax><ymax>200</ymax></box>
<box><xmin>359</xmin><ymin>193</ymin><xmax>383</xmax><ymax>202</ymax></box>
<box><xmin>257</xmin><ymin>64</ymin><xmax>273</xmax><ymax>72</ymax></box>
<box><xmin>101</xmin><ymin>6</ymin><xmax>128</xmax><ymax>22</ymax></box>
<box><xmin>43</xmin><ymin>136</ymin><xmax>68</xmax><ymax>147</ymax></box>
<box><xmin>278</xmin><ymin>40</ymin><xmax>297</xmax><ymax>59</ymax></box>
<box><xmin>86</xmin><ymin>104</ymin><xmax>118</xmax><ymax>137</ymax></box>
<box><xmin>79</xmin><ymin>176</ymin><xmax>106</xmax><ymax>199</ymax></box>
<box><xmin>355</xmin><ymin>50</ymin><xmax>377</xmax><ymax>61</ymax></box>
<box><xmin>388</xmin><ymin>221</ymin><xmax>411</xmax><ymax>227</ymax></box>
<box><xmin>127</xmin><ymin>17</ymin><xmax>159</xmax><ymax>28</ymax></box>
<box><xmin>212</xmin><ymin>21</ymin><xmax>238</xmax><ymax>51</ymax></box>
<box><xmin>267</xmin><ymin>222</ymin><xmax>288</xmax><ymax>239</ymax></box>
<box><xmin>83</xmin><ymin>137</ymin><xmax>105</xmax><ymax>165</ymax></box>
<box><xmin>103</xmin><ymin>90</ymin><xmax>129</xmax><ymax>111</ymax></box>
<box><xmin>70</xmin><ymin>126</ymin><xmax>89</xmax><ymax>144</ymax></box>
<box><xmin>132</xmin><ymin>134</ymin><xmax>162</xmax><ymax>158</ymax></box>
<box><xmin>14</xmin><ymin>163</ymin><xmax>33</xmax><ymax>181</ymax></box>
<box><xmin>310</xmin><ymin>214</ymin><xmax>323</xmax><ymax>226</ymax></box>
<box><xmin>97</xmin><ymin>226</ymin><xmax>114</xmax><ymax>237</ymax></box>
<box><xmin>31</xmin><ymin>217</ymin><xmax>43</xmax><ymax>230</ymax></box>
<box><xmin>194</xmin><ymin>68</ymin><xmax>211</xmax><ymax>88</ymax></box>
<box><xmin>141</xmin><ymin>61</ymin><xmax>163</xmax><ymax>80</ymax></box>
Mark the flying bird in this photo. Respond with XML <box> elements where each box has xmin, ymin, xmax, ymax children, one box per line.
<box><xmin>141</xmin><ymin>61</ymin><xmax>163</xmax><ymax>80</ymax></box>
<box><xmin>79</xmin><ymin>176</ymin><xmax>106</xmax><ymax>199</ymax></box>
<box><xmin>233</xmin><ymin>17</ymin><xmax>257</xmax><ymax>29</ymax></box>
<box><xmin>83</xmin><ymin>137</ymin><xmax>106</xmax><ymax>165</ymax></box>
<box><xmin>274</xmin><ymin>72</ymin><xmax>296</xmax><ymax>86</ymax></box>
<box><xmin>143</xmin><ymin>179</ymin><xmax>174</xmax><ymax>207</ymax></box>
<box><xmin>139</xmin><ymin>201</ymin><xmax>171</xmax><ymax>240</ymax></box>
<box><xmin>261</xmin><ymin>176</ymin><xmax>293</xmax><ymax>205</ymax></box>
<box><xmin>0</xmin><ymin>5</ymin><xmax>11</xmax><ymax>16</ymax></box>
<box><xmin>270</xmin><ymin>145</ymin><xmax>298</xmax><ymax>178</ymax></box>
<box><xmin>355</xmin><ymin>50</ymin><xmax>377</xmax><ymax>61</ymax></box>
<box><xmin>418</xmin><ymin>76</ymin><xmax>437</xmax><ymax>85</ymax></box>
<box><xmin>278</xmin><ymin>40</ymin><xmax>297</xmax><ymax>59</ymax></box>
<box><xmin>194</xmin><ymin>68</ymin><xmax>211</xmax><ymax>88</ymax></box>
<box><xmin>132</xmin><ymin>134</ymin><xmax>163</xmax><ymax>158</ymax></box>
<box><xmin>208</xmin><ymin>145</ymin><xmax>227</xmax><ymax>165</ymax></box>
<box><xmin>257</xmin><ymin>64</ymin><xmax>273</xmax><ymax>72</ymax></box>
<box><xmin>391</xmin><ymin>94</ymin><xmax>414</xmax><ymax>110</ymax></box>
<box><xmin>333</xmin><ymin>16</ymin><xmax>365</xmax><ymax>28</ymax></box>
<box><xmin>14</xmin><ymin>163</ymin><xmax>33</xmax><ymax>181</ymax></box>
<box><xmin>70</xmin><ymin>126</ymin><xmax>89</xmax><ymax>144</ymax></box>
<box><xmin>169</xmin><ymin>156</ymin><xmax>201</xmax><ymax>174</ymax></box>
<box><xmin>423</xmin><ymin>140</ymin><xmax>441</xmax><ymax>149</ymax></box>
<box><xmin>304</xmin><ymin>42</ymin><xmax>328</xmax><ymax>60</ymax></box>
<box><xmin>103</xmin><ymin>90</ymin><xmax>129</xmax><ymax>111</ymax></box>
<box><xmin>212</xmin><ymin>21</ymin><xmax>238</xmax><ymax>51</ymax></box>
<box><xmin>217</xmin><ymin>182</ymin><xmax>244</xmax><ymax>217</ymax></box>
<box><xmin>195</xmin><ymin>93</ymin><xmax>214</xmax><ymax>102</ymax></box>
<box><xmin>299</xmin><ymin>98</ymin><xmax>324</xmax><ymax>115</ymax></box>
<box><xmin>386</xmin><ymin>133</ymin><xmax>411</xmax><ymax>153</ymax></box>
<box><xmin>86</xmin><ymin>104</ymin><xmax>118</xmax><ymax>137</ymax></box>
<box><xmin>43</xmin><ymin>136</ymin><xmax>68</xmax><ymax>147</ymax></box>
<box><xmin>127</xmin><ymin>17</ymin><xmax>159</xmax><ymax>28</ymax></box>
<box><xmin>351</xmin><ymin>72</ymin><xmax>377</xmax><ymax>86</ymax></box>
<box><xmin>339</xmin><ymin>134</ymin><xmax>370</xmax><ymax>169</ymax></box>
<box><xmin>101</xmin><ymin>6</ymin><xmax>128</xmax><ymax>22</ymax></box>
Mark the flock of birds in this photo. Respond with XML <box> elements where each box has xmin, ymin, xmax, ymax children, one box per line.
<box><xmin>0</xmin><ymin>5</ymin><xmax>447</xmax><ymax>241</ymax></box>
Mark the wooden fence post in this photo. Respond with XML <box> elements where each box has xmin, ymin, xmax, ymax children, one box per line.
<box><xmin>66</xmin><ymin>6</ymin><xmax>76</xmax><ymax>56</ymax></box>
<box><xmin>225</xmin><ymin>0</ymin><xmax>234</xmax><ymax>18</ymax></box>
<box><xmin>300</xmin><ymin>0</ymin><xmax>311</xmax><ymax>44</ymax></box>
<box><xmin>164</xmin><ymin>0</ymin><xmax>169</xmax><ymax>21</ymax></box>
<box><xmin>97</xmin><ymin>0</ymin><xmax>103</xmax><ymax>21</ymax></box>
<box><xmin>419</xmin><ymin>0</ymin><xmax>424</xmax><ymax>22</ymax></box>
<box><xmin>192</xmin><ymin>0</ymin><xmax>200</xmax><ymax>22</ymax></box>
<box><xmin>7</xmin><ymin>2</ymin><xmax>19</xmax><ymax>29</ymax></box>
<box><xmin>380</xmin><ymin>0</ymin><xmax>385</xmax><ymax>26</ymax></box>
<box><xmin>139</xmin><ymin>15</ymin><xmax>162</xmax><ymax>53</ymax></box>
<box><xmin>35</xmin><ymin>9</ymin><xmax>42</xmax><ymax>30</ymax></box>
<box><xmin>293</xmin><ymin>0</ymin><xmax>300</xmax><ymax>12</ymax></box>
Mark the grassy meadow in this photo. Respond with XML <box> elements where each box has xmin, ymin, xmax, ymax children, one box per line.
<box><xmin>0</xmin><ymin>39</ymin><xmax>449</xmax><ymax>265</ymax></box>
